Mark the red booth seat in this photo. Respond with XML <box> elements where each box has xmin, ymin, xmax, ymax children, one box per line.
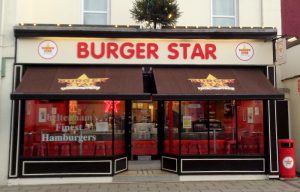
<box><xmin>164</xmin><ymin>140</ymin><xmax>225</xmax><ymax>155</ymax></box>
<box><xmin>47</xmin><ymin>142</ymin><xmax>72</xmax><ymax>156</ymax></box>
<box><xmin>239</xmin><ymin>135</ymin><xmax>262</xmax><ymax>154</ymax></box>
<box><xmin>30</xmin><ymin>142</ymin><xmax>47</xmax><ymax>157</ymax></box>
<box><xmin>132</xmin><ymin>140</ymin><xmax>157</xmax><ymax>155</ymax></box>
<box><xmin>114</xmin><ymin>140</ymin><xmax>125</xmax><ymax>155</ymax></box>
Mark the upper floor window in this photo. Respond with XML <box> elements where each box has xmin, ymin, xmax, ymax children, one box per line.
<box><xmin>83</xmin><ymin>0</ymin><xmax>110</xmax><ymax>25</ymax></box>
<box><xmin>212</xmin><ymin>0</ymin><xmax>237</xmax><ymax>26</ymax></box>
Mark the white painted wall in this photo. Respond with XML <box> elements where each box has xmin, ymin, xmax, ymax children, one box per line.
<box><xmin>278</xmin><ymin>44</ymin><xmax>300</xmax><ymax>172</ymax></box>
<box><xmin>15</xmin><ymin>0</ymin><xmax>282</xmax><ymax>29</ymax></box>
<box><xmin>176</xmin><ymin>0</ymin><xmax>211</xmax><ymax>26</ymax></box>
<box><xmin>0</xmin><ymin>59</ymin><xmax>13</xmax><ymax>185</ymax></box>
<box><xmin>17</xmin><ymin>0</ymin><xmax>81</xmax><ymax>24</ymax></box>
<box><xmin>278</xmin><ymin>45</ymin><xmax>300</xmax><ymax>81</ymax></box>
<box><xmin>239</xmin><ymin>0</ymin><xmax>262</xmax><ymax>27</ymax></box>
<box><xmin>262</xmin><ymin>0</ymin><xmax>282</xmax><ymax>34</ymax></box>
<box><xmin>0</xmin><ymin>0</ymin><xmax>16</xmax><ymax>185</ymax></box>
<box><xmin>0</xmin><ymin>0</ymin><xmax>3</xmax><ymax>82</ymax></box>
<box><xmin>282</xmin><ymin>78</ymin><xmax>300</xmax><ymax>172</ymax></box>
<box><xmin>111</xmin><ymin>0</ymin><xmax>135</xmax><ymax>25</ymax></box>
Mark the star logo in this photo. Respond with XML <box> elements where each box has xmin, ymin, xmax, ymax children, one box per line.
<box><xmin>188</xmin><ymin>74</ymin><xmax>235</xmax><ymax>91</ymax></box>
<box><xmin>239</xmin><ymin>45</ymin><xmax>251</xmax><ymax>55</ymax></box>
<box><xmin>38</xmin><ymin>40</ymin><xmax>58</xmax><ymax>59</ymax></box>
<box><xmin>58</xmin><ymin>74</ymin><xmax>109</xmax><ymax>91</ymax></box>
<box><xmin>235</xmin><ymin>42</ymin><xmax>254</xmax><ymax>61</ymax></box>
<box><xmin>42</xmin><ymin>43</ymin><xmax>55</xmax><ymax>53</ymax></box>
<box><xmin>283</xmin><ymin>156</ymin><xmax>294</xmax><ymax>169</ymax></box>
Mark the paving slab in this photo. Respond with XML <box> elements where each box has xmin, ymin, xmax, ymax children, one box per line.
<box><xmin>1</xmin><ymin>179</ymin><xmax>300</xmax><ymax>192</ymax></box>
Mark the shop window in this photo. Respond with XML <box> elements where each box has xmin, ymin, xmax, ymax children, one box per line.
<box><xmin>164</xmin><ymin>101</ymin><xmax>179</xmax><ymax>155</ymax></box>
<box><xmin>211</xmin><ymin>101</ymin><xmax>237</xmax><ymax>155</ymax></box>
<box><xmin>181</xmin><ymin>101</ymin><xmax>208</xmax><ymax>155</ymax></box>
<box><xmin>131</xmin><ymin>102</ymin><xmax>158</xmax><ymax>157</ymax></box>
<box><xmin>23</xmin><ymin>100</ymin><xmax>125</xmax><ymax>157</ymax></box>
<box><xmin>237</xmin><ymin>100</ymin><xmax>264</xmax><ymax>155</ymax></box>
<box><xmin>171</xmin><ymin>100</ymin><xmax>264</xmax><ymax>156</ymax></box>
<box><xmin>114</xmin><ymin>101</ymin><xmax>126</xmax><ymax>156</ymax></box>
<box><xmin>83</xmin><ymin>0</ymin><xmax>110</xmax><ymax>25</ymax></box>
<box><xmin>212</xmin><ymin>0</ymin><xmax>237</xmax><ymax>26</ymax></box>
<box><xmin>180</xmin><ymin>101</ymin><xmax>237</xmax><ymax>155</ymax></box>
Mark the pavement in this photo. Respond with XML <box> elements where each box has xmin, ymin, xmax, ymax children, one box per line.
<box><xmin>1</xmin><ymin>179</ymin><xmax>300</xmax><ymax>192</ymax></box>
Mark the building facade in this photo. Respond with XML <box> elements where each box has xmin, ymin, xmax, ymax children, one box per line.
<box><xmin>0</xmin><ymin>0</ymin><xmax>284</xmax><ymax>185</ymax></box>
<box><xmin>277</xmin><ymin>0</ymin><xmax>300</xmax><ymax>173</ymax></box>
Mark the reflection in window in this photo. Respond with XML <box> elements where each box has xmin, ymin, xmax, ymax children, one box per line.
<box><xmin>237</xmin><ymin>100</ymin><xmax>264</xmax><ymax>155</ymax></box>
<box><xmin>23</xmin><ymin>100</ymin><xmax>125</xmax><ymax>157</ymax></box>
<box><xmin>114</xmin><ymin>101</ymin><xmax>126</xmax><ymax>156</ymax></box>
<box><xmin>164</xmin><ymin>101</ymin><xmax>179</xmax><ymax>155</ymax></box>
<box><xmin>212</xmin><ymin>0</ymin><xmax>237</xmax><ymax>26</ymax></box>
<box><xmin>181</xmin><ymin>101</ymin><xmax>208</xmax><ymax>155</ymax></box>
<box><xmin>131</xmin><ymin>102</ymin><xmax>158</xmax><ymax>157</ymax></box>
<box><xmin>164</xmin><ymin>100</ymin><xmax>264</xmax><ymax>156</ymax></box>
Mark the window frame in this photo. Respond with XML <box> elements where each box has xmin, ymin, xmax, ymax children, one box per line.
<box><xmin>81</xmin><ymin>0</ymin><xmax>111</xmax><ymax>25</ymax></box>
<box><xmin>211</xmin><ymin>0</ymin><xmax>238</xmax><ymax>27</ymax></box>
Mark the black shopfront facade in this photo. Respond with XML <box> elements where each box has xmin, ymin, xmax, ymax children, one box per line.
<box><xmin>8</xmin><ymin>25</ymin><xmax>287</xmax><ymax>179</ymax></box>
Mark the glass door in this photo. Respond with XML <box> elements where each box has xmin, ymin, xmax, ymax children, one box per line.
<box><xmin>131</xmin><ymin>101</ymin><xmax>158</xmax><ymax>160</ymax></box>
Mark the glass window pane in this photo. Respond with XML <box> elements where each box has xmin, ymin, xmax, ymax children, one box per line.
<box><xmin>164</xmin><ymin>101</ymin><xmax>179</xmax><ymax>155</ymax></box>
<box><xmin>213</xmin><ymin>17</ymin><xmax>235</xmax><ymax>26</ymax></box>
<box><xmin>237</xmin><ymin>100</ymin><xmax>264</xmax><ymax>155</ymax></box>
<box><xmin>131</xmin><ymin>101</ymin><xmax>158</xmax><ymax>157</ymax></box>
<box><xmin>114</xmin><ymin>101</ymin><xmax>126</xmax><ymax>156</ymax></box>
<box><xmin>84</xmin><ymin>0</ymin><xmax>107</xmax><ymax>11</ymax></box>
<box><xmin>181</xmin><ymin>101</ymin><xmax>209</xmax><ymax>155</ymax></box>
<box><xmin>23</xmin><ymin>100</ymin><xmax>113</xmax><ymax>158</ymax></box>
<box><xmin>209</xmin><ymin>101</ymin><xmax>237</xmax><ymax>155</ymax></box>
<box><xmin>213</xmin><ymin>0</ymin><xmax>235</xmax><ymax>16</ymax></box>
<box><xmin>84</xmin><ymin>13</ymin><xmax>107</xmax><ymax>25</ymax></box>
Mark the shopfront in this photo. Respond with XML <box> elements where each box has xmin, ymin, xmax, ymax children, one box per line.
<box><xmin>9</xmin><ymin>25</ymin><xmax>285</xmax><ymax>179</ymax></box>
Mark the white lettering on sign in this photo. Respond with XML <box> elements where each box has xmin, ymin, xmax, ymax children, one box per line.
<box><xmin>41</xmin><ymin>133</ymin><xmax>97</xmax><ymax>143</ymax></box>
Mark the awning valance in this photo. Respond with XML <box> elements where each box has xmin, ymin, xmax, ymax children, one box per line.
<box><xmin>153</xmin><ymin>67</ymin><xmax>284</xmax><ymax>100</ymax></box>
<box><xmin>11</xmin><ymin>66</ymin><xmax>150</xmax><ymax>100</ymax></box>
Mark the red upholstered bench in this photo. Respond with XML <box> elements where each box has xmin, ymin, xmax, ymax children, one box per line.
<box><xmin>240</xmin><ymin>136</ymin><xmax>260</xmax><ymax>154</ymax></box>
<box><xmin>114</xmin><ymin>140</ymin><xmax>125</xmax><ymax>155</ymax></box>
<box><xmin>82</xmin><ymin>141</ymin><xmax>95</xmax><ymax>156</ymax></box>
<box><xmin>164</xmin><ymin>140</ymin><xmax>225</xmax><ymax>155</ymax></box>
<box><xmin>132</xmin><ymin>140</ymin><xmax>157</xmax><ymax>155</ymax></box>
<box><xmin>31</xmin><ymin>142</ymin><xmax>47</xmax><ymax>157</ymax></box>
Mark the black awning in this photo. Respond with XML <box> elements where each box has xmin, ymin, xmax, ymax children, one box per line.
<box><xmin>153</xmin><ymin>67</ymin><xmax>284</xmax><ymax>100</ymax></box>
<box><xmin>11</xmin><ymin>66</ymin><xmax>150</xmax><ymax>100</ymax></box>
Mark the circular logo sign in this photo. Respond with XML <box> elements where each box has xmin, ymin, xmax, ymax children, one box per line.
<box><xmin>38</xmin><ymin>40</ymin><xmax>58</xmax><ymax>59</ymax></box>
<box><xmin>283</xmin><ymin>156</ymin><xmax>294</xmax><ymax>169</ymax></box>
<box><xmin>235</xmin><ymin>42</ymin><xmax>254</xmax><ymax>61</ymax></box>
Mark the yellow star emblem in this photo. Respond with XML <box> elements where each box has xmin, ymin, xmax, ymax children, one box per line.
<box><xmin>188</xmin><ymin>74</ymin><xmax>235</xmax><ymax>91</ymax></box>
<box><xmin>42</xmin><ymin>43</ymin><xmax>54</xmax><ymax>53</ymax></box>
<box><xmin>58</xmin><ymin>74</ymin><xmax>109</xmax><ymax>91</ymax></box>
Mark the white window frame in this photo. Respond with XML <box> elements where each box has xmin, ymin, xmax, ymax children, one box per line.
<box><xmin>211</xmin><ymin>0</ymin><xmax>238</xmax><ymax>27</ymax></box>
<box><xmin>81</xmin><ymin>0</ymin><xmax>111</xmax><ymax>25</ymax></box>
